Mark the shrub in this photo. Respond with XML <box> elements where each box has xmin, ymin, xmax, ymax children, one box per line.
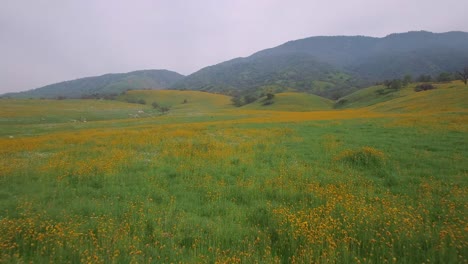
<box><xmin>159</xmin><ymin>106</ymin><xmax>170</xmax><ymax>114</ymax></box>
<box><xmin>414</xmin><ymin>84</ymin><xmax>435</xmax><ymax>92</ymax></box>
<box><xmin>334</xmin><ymin>146</ymin><xmax>386</xmax><ymax>167</ymax></box>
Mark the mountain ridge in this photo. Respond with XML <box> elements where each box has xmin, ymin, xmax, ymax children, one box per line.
<box><xmin>3</xmin><ymin>69</ymin><xmax>185</xmax><ymax>99</ymax></box>
<box><xmin>172</xmin><ymin>30</ymin><xmax>468</xmax><ymax>98</ymax></box>
<box><xmin>3</xmin><ymin>31</ymin><xmax>467</xmax><ymax>99</ymax></box>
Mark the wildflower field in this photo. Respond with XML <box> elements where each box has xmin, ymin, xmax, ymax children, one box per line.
<box><xmin>0</xmin><ymin>83</ymin><xmax>467</xmax><ymax>263</ymax></box>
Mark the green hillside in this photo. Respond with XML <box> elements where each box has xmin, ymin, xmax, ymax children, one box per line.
<box><xmin>334</xmin><ymin>85</ymin><xmax>402</xmax><ymax>109</ymax></box>
<box><xmin>3</xmin><ymin>31</ymin><xmax>466</xmax><ymax>101</ymax></box>
<box><xmin>242</xmin><ymin>92</ymin><xmax>333</xmax><ymax>111</ymax></box>
<box><xmin>172</xmin><ymin>53</ymin><xmax>363</xmax><ymax>99</ymax></box>
<box><xmin>335</xmin><ymin>81</ymin><xmax>467</xmax><ymax>113</ymax></box>
<box><xmin>118</xmin><ymin>90</ymin><xmax>234</xmax><ymax>112</ymax></box>
<box><xmin>0</xmin><ymin>98</ymin><xmax>149</xmax><ymax>126</ymax></box>
<box><xmin>173</xmin><ymin>31</ymin><xmax>468</xmax><ymax>99</ymax></box>
<box><xmin>2</xmin><ymin>70</ymin><xmax>185</xmax><ymax>99</ymax></box>
<box><xmin>369</xmin><ymin>81</ymin><xmax>468</xmax><ymax>113</ymax></box>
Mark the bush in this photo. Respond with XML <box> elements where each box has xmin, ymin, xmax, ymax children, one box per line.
<box><xmin>334</xmin><ymin>146</ymin><xmax>386</xmax><ymax>167</ymax></box>
<box><xmin>159</xmin><ymin>106</ymin><xmax>170</xmax><ymax>114</ymax></box>
<box><xmin>414</xmin><ymin>84</ymin><xmax>435</xmax><ymax>92</ymax></box>
<box><xmin>262</xmin><ymin>93</ymin><xmax>275</xmax><ymax>106</ymax></box>
<box><xmin>244</xmin><ymin>95</ymin><xmax>258</xmax><ymax>104</ymax></box>
<box><xmin>231</xmin><ymin>96</ymin><xmax>243</xmax><ymax>107</ymax></box>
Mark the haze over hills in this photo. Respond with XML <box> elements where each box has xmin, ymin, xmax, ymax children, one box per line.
<box><xmin>173</xmin><ymin>31</ymin><xmax>468</xmax><ymax>98</ymax></box>
<box><xmin>3</xmin><ymin>31</ymin><xmax>467</xmax><ymax>99</ymax></box>
<box><xmin>2</xmin><ymin>70</ymin><xmax>184</xmax><ymax>99</ymax></box>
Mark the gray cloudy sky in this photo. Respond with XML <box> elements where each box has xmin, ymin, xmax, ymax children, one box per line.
<box><xmin>1</xmin><ymin>0</ymin><xmax>467</xmax><ymax>94</ymax></box>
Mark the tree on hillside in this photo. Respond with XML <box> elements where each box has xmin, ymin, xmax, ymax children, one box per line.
<box><xmin>231</xmin><ymin>96</ymin><xmax>243</xmax><ymax>107</ymax></box>
<box><xmin>159</xmin><ymin>106</ymin><xmax>170</xmax><ymax>115</ymax></box>
<box><xmin>243</xmin><ymin>95</ymin><xmax>257</xmax><ymax>104</ymax></box>
<box><xmin>152</xmin><ymin>101</ymin><xmax>159</xmax><ymax>109</ymax></box>
<box><xmin>262</xmin><ymin>93</ymin><xmax>275</xmax><ymax>106</ymax></box>
<box><xmin>383</xmin><ymin>79</ymin><xmax>402</xmax><ymax>90</ymax></box>
<box><xmin>383</xmin><ymin>80</ymin><xmax>392</xmax><ymax>89</ymax></box>
<box><xmin>457</xmin><ymin>67</ymin><xmax>468</xmax><ymax>85</ymax></box>
<box><xmin>390</xmin><ymin>79</ymin><xmax>402</xmax><ymax>90</ymax></box>
<box><xmin>402</xmin><ymin>74</ymin><xmax>412</xmax><ymax>86</ymax></box>
<box><xmin>437</xmin><ymin>72</ymin><xmax>452</xmax><ymax>82</ymax></box>
<box><xmin>417</xmin><ymin>74</ymin><xmax>432</xmax><ymax>82</ymax></box>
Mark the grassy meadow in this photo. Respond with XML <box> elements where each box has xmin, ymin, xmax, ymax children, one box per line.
<box><xmin>0</xmin><ymin>82</ymin><xmax>467</xmax><ymax>263</ymax></box>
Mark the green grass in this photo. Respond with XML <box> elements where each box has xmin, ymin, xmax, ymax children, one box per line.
<box><xmin>0</xmin><ymin>81</ymin><xmax>467</xmax><ymax>263</ymax></box>
<box><xmin>117</xmin><ymin>89</ymin><xmax>233</xmax><ymax>112</ymax></box>
<box><xmin>334</xmin><ymin>84</ymin><xmax>401</xmax><ymax>109</ymax></box>
<box><xmin>369</xmin><ymin>81</ymin><xmax>468</xmax><ymax>113</ymax></box>
<box><xmin>0</xmin><ymin>98</ymin><xmax>152</xmax><ymax>125</ymax></box>
<box><xmin>242</xmin><ymin>92</ymin><xmax>333</xmax><ymax>111</ymax></box>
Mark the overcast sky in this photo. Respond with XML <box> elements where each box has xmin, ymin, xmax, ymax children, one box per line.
<box><xmin>1</xmin><ymin>0</ymin><xmax>467</xmax><ymax>94</ymax></box>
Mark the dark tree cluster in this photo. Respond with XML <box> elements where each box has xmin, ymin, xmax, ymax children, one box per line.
<box><xmin>383</xmin><ymin>79</ymin><xmax>403</xmax><ymax>90</ymax></box>
<box><xmin>152</xmin><ymin>101</ymin><xmax>170</xmax><ymax>114</ymax></box>
<box><xmin>231</xmin><ymin>94</ymin><xmax>259</xmax><ymax>107</ymax></box>
<box><xmin>262</xmin><ymin>93</ymin><xmax>275</xmax><ymax>106</ymax></box>
<box><xmin>414</xmin><ymin>84</ymin><xmax>436</xmax><ymax>92</ymax></box>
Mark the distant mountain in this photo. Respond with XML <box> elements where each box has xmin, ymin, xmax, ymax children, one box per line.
<box><xmin>173</xmin><ymin>53</ymin><xmax>365</xmax><ymax>98</ymax></box>
<box><xmin>4</xmin><ymin>31</ymin><xmax>467</xmax><ymax>100</ymax></box>
<box><xmin>173</xmin><ymin>31</ymin><xmax>468</xmax><ymax>98</ymax></box>
<box><xmin>3</xmin><ymin>70</ymin><xmax>184</xmax><ymax>99</ymax></box>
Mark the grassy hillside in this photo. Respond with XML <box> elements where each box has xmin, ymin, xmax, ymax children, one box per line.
<box><xmin>369</xmin><ymin>81</ymin><xmax>467</xmax><ymax>113</ymax></box>
<box><xmin>174</xmin><ymin>31</ymin><xmax>468</xmax><ymax>99</ymax></box>
<box><xmin>242</xmin><ymin>92</ymin><xmax>333</xmax><ymax>111</ymax></box>
<box><xmin>0</xmin><ymin>82</ymin><xmax>467</xmax><ymax>263</ymax></box>
<box><xmin>334</xmin><ymin>85</ymin><xmax>402</xmax><ymax>109</ymax></box>
<box><xmin>2</xmin><ymin>70</ymin><xmax>185</xmax><ymax>99</ymax></box>
<box><xmin>172</xmin><ymin>53</ymin><xmax>362</xmax><ymax>99</ymax></box>
<box><xmin>0</xmin><ymin>99</ymin><xmax>151</xmax><ymax>126</ymax></box>
<box><xmin>118</xmin><ymin>90</ymin><xmax>233</xmax><ymax>112</ymax></box>
<box><xmin>335</xmin><ymin>81</ymin><xmax>468</xmax><ymax>111</ymax></box>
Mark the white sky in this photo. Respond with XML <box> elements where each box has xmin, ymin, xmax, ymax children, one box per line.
<box><xmin>1</xmin><ymin>0</ymin><xmax>467</xmax><ymax>93</ymax></box>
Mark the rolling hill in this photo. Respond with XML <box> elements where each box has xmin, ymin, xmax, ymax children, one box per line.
<box><xmin>3</xmin><ymin>31</ymin><xmax>466</xmax><ymax>101</ymax></box>
<box><xmin>171</xmin><ymin>53</ymin><xmax>363</xmax><ymax>98</ymax></box>
<box><xmin>334</xmin><ymin>80</ymin><xmax>468</xmax><ymax>113</ymax></box>
<box><xmin>117</xmin><ymin>90</ymin><xmax>233</xmax><ymax>112</ymax></box>
<box><xmin>173</xmin><ymin>31</ymin><xmax>468</xmax><ymax>98</ymax></box>
<box><xmin>241</xmin><ymin>92</ymin><xmax>333</xmax><ymax>111</ymax></box>
<box><xmin>2</xmin><ymin>70</ymin><xmax>185</xmax><ymax>99</ymax></box>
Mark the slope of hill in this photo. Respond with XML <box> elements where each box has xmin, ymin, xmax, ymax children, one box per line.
<box><xmin>242</xmin><ymin>92</ymin><xmax>333</xmax><ymax>111</ymax></box>
<box><xmin>173</xmin><ymin>31</ymin><xmax>468</xmax><ymax>98</ymax></box>
<box><xmin>368</xmin><ymin>81</ymin><xmax>468</xmax><ymax>113</ymax></box>
<box><xmin>118</xmin><ymin>90</ymin><xmax>233</xmax><ymax>112</ymax></box>
<box><xmin>0</xmin><ymin>98</ymin><xmax>151</xmax><ymax>127</ymax></box>
<box><xmin>2</xmin><ymin>70</ymin><xmax>185</xmax><ymax>99</ymax></box>
<box><xmin>334</xmin><ymin>85</ymin><xmax>402</xmax><ymax>109</ymax></box>
<box><xmin>172</xmin><ymin>53</ymin><xmax>363</xmax><ymax>98</ymax></box>
<box><xmin>334</xmin><ymin>80</ymin><xmax>467</xmax><ymax>113</ymax></box>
